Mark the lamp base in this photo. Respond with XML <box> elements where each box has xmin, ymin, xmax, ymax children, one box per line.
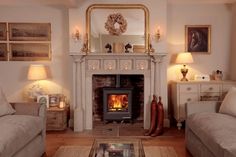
<box><xmin>180</xmin><ymin>65</ymin><xmax>189</xmax><ymax>81</ymax></box>
<box><xmin>181</xmin><ymin>77</ymin><xmax>188</xmax><ymax>81</ymax></box>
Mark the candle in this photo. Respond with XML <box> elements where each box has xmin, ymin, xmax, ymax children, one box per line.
<box><xmin>59</xmin><ymin>101</ymin><xmax>65</xmax><ymax>108</ymax></box>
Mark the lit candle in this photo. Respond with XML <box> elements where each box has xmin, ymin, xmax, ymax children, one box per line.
<box><xmin>59</xmin><ymin>101</ymin><xmax>65</xmax><ymax>108</ymax></box>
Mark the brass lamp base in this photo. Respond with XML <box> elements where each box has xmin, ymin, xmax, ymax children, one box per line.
<box><xmin>180</xmin><ymin>65</ymin><xmax>189</xmax><ymax>81</ymax></box>
<box><xmin>181</xmin><ymin>77</ymin><xmax>188</xmax><ymax>81</ymax></box>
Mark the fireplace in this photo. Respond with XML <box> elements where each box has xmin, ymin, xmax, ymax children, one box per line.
<box><xmin>93</xmin><ymin>75</ymin><xmax>144</xmax><ymax>122</ymax></box>
<box><xmin>70</xmin><ymin>53</ymin><xmax>168</xmax><ymax>131</ymax></box>
<box><xmin>103</xmin><ymin>87</ymin><xmax>133</xmax><ymax>122</ymax></box>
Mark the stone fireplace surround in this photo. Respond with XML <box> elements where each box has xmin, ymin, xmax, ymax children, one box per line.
<box><xmin>70</xmin><ymin>53</ymin><xmax>168</xmax><ymax>131</ymax></box>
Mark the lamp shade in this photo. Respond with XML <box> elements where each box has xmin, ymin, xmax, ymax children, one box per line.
<box><xmin>28</xmin><ymin>64</ymin><xmax>47</xmax><ymax>80</ymax></box>
<box><xmin>176</xmin><ymin>52</ymin><xmax>194</xmax><ymax>64</ymax></box>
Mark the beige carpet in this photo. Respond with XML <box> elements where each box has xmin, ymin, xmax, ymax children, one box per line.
<box><xmin>53</xmin><ymin>145</ymin><xmax>178</xmax><ymax>157</ymax></box>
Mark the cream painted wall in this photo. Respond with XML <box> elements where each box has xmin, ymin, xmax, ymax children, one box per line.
<box><xmin>0</xmin><ymin>6</ymin><xmax>71</xmax><ymax>102</ymax></box>
<box><xmin>230</xmin><ymin>3</ymin><xmax>236</xmax><ymax>80</ymax></box>
<box><xmin>167</xmin><ymin>4</ymin><xmax>232</xmax><ymax>81</ymax></box>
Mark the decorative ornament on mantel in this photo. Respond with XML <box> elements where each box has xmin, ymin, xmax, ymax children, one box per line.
<box><xmin>105</xmin><ymin>13</ymin><xmax>127</xmax><ymax>36</ymax></box>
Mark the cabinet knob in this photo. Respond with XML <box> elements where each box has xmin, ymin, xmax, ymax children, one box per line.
<box><xmin>187</xmin><ymin>87</ymin><xmax>191</xmax><ymax>91</ymax></box>
<box><xmin>187</xmin><ymin>98</ymin><xmax>192</xmax><ymax>101</ymax></box>
<box><xmin>209</xmin><ymin>87</ymin><xmax>213</xmax><ymax>90</ymax></box>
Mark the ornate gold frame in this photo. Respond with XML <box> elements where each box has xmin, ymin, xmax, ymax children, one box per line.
<box><xmin>86</xmin><ymin>4</ymin><xmax>150</xmax><ymax>53</ymax></box>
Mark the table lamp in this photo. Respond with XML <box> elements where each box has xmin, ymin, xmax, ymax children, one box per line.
<box><xmin>175</xmin><ymin>52</ymin><xmax>194</xmax><ymax>81</ymax></box>
<box><xmin>27</xmin><ymin>64</ymin><xmax>47</xmax><ymax>100</ymax></box>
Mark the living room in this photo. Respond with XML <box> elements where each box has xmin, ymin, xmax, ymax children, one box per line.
<box><xmin>0</xmin><ymin>0</ymin><xmax>236</xmax><ymax>157</ymax></box>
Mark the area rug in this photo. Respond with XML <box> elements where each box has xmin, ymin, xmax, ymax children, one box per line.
<box><xmin>74</xmin><ymin>123</ymin><xmax>149</xmax><ymax>137</ymax></box>
<box><xmin>53</xmin><ymin>145</ymin><xmax>178</xmax><ymax>157</ymax></box>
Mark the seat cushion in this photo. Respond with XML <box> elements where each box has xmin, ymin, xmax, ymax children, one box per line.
<box><xmin>187</xmin><ymin>112</ymin><xmax>236</xmax><ymax>157</ymax></box>
<box><xmin>0</xmin><ymin>115</ymin><xmax>43</xmax><ymax>157</ymax></box>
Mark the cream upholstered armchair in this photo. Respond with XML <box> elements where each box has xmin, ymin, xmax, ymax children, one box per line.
<box><xmin>185</xmin><ymin>87</ymin><xmax>236</xmax><ymax>157</ymax></box>
<box><xmin>0</xmin><ymin>88</ymin><xmax>46</xmax><ymax>157</ymax></box>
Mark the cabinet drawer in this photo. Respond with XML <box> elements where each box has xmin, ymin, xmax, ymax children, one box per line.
<box><xmin>179</xmin><ymin>93</ymin><xmax>198</xmax><ymax>104</ymax></box>
<box><xmin>47</xmin><ymin>112</ymin><xmax>63</xmax><ymax>119</ymax></box>
<box><xmin>47</xmin><ymin>122</ymin><xmax>66</xmax><ymax>130</ymax></box>
<box><xmin>200</xmin><ymin>84</ymin><xmax>220</xmax><ymax>92</ymax></box>
<box><xmin>179</xmin><ymin>84</ymin><xmax>198</xmax><ymax>93</ymax></box>
<box><xmin>200</xmin><ymin>92</ymin><xmax>221</xmax><ymax>101</ymax></box>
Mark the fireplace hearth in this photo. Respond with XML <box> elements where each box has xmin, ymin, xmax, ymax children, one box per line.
<box><xmin>103</xmin><ymin>87</ymin><xmax>133</xmax><ymax>122</ymax></box>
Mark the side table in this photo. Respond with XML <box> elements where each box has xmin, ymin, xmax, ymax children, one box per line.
<box><xmin>46</xmin><ymin>106</ymin><xmax>68</xmax><ymax>131</ymax></box>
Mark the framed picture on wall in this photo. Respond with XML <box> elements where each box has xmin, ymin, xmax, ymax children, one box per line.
<box><xmin>8</xmin><ymin>23</ymin><xmax>51</xmax><ymax>41</ymax></box>
<box><xmin>185</xmin><ymin>25</ymin><xmax>211</xmax><ymax>54</ymax></box>
<box><xmin>0</xmin><ymin>23</ymin><xmax>7</xmax><ymax>41</ymax></box>
<box><xmin>9</xmin><ymin>43</ymin><xmax>51</xmax><ymax>61</ymax></box>
<box><xmin>0</xmin><ymin>43</ymin><xmax>8</xmax><ymax>61</ymax></box>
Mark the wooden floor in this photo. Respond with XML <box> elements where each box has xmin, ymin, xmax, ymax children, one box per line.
<box><xmin>45</xmin><ymin>123</ymin><xmax>193</xmax><ymax>157</ymax></box>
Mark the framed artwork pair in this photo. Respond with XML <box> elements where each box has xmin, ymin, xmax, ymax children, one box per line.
<box><xmin>0</xmin><ymin>22</ymin><xmax>51</xmax><ymax>61</ymax></box>
<box><xmin>185</xmin><ymin>25</ymin><xmax>211</xmax><ymax>54</ymax></box>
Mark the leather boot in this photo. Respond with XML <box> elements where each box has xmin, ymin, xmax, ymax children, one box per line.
<box><xmin>144</xmin><ymin>95</ymin><xmax>158</xmax><ymax>136</ymax></box>
<box><xmin>151</xmin><ymin>96</ymin><xmax>164</xmax><ymax>137</ymax></box>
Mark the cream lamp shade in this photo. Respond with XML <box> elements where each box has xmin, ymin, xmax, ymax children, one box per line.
<box><xmin>175</xmin><ymin>52</ymin><xmax>194</xmax><ymax>81</ymax></box>
<box><xmin>28</xmin><ymin>64</ymin><xmax>47</xmax><ymax>80</ymax></box>
<box><xmin>176</xmin><ymin>52</ymin><xmax>194</xmax><ymax>64</ymax></box>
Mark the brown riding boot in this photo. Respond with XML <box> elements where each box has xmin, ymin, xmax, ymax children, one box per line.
<box><xmin>151</xmin><ymin>96</ymin><xmax>164</xmax><ymax>137</ymax></box>
<box><xmin>144</xmin><ymin>95</ymin><xmax>158</xmax><ymax>136</ymax></box>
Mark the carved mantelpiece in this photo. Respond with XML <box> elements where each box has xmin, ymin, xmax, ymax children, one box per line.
<box><xmin>70</xmin><ymin>52</ymin><xmax>168</xmax><ymax>131</ymax></box>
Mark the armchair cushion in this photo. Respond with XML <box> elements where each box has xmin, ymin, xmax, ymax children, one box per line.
<box><xmin>0</xmin><ymin>88</ymin><xmax>15</xmax><ymax>117</ymax></box>
<box><xmin>0</xmin><ymin>115</ymin><xmax>43</xmax><ymax>157</ymax></box>
<box><xmin>187</xmin><ymin>112</ymin><xmax>236</xmax><ymax>157</ymax></box>
<box><xmin>219</xmin><ymin>87</ymin><xmax>236</xmax><ymax>117</ymax></box>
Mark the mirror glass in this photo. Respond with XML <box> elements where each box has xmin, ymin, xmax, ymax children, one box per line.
<box><xmin>87</xmin><ymin>4</ymin><xmax>149</xmax><ymax>53</ymax></box>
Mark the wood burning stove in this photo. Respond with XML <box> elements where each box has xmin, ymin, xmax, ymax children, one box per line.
<box><xmin>103</xmin><ymin>87</ymin><xmax>132</xmax><ymax>122</ymax></box>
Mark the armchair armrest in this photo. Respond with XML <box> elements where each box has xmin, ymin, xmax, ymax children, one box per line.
<box><xmin>10</xmin><ymin>102</ymin><xmax>46</xmax><ymax>118</ymax></box>
<box><xmin>10</xmin><ymin>102</ymin><xmax>46</xmax><ymax>139</ymax></box>
<box><xmin>186</xmin><ymin>101</ymin><xmax>221</xmax><ymax>117</ymax></box>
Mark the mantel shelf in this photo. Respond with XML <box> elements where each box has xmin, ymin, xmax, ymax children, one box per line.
<box><xmin>69</xmin><ymin>52</ymin><xmax>167</xmax><ymax>57</ymax></box>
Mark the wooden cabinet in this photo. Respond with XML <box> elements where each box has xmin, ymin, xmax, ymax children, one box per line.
<box><xmin>171</xmin><ymin>81</ymin><xmax>236</xmax><ymax>129</ymax></box>
<box><xmin>46</xmin><ymin>107</ymin><xmax>68</xmax><ymax>131</ymax></box>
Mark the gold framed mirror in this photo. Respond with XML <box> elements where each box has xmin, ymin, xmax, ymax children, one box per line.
<box><xmin>86</xmin><ymin>4</ymin><xmax>150</xmax><ymax>53</ymax></box>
